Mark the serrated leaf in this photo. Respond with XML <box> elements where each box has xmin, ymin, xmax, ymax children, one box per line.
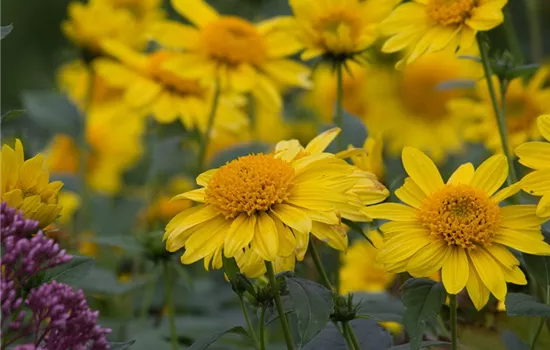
<box><xmin>109</xmin><ymin>340</ymin><xmax>136</xmax><ymax>350</ymax></box>
<box><xmin>284</xmin><ymin>276</ymin><xmax>334</xmax><ymax>346</ymax></box>
<box><xmin>389</xmin><ymin>341</ymin><xmax>452</xmax><ymax>349</ymax></box>
<box><xmin>505</xmin><ymin>293</ymin><xmax>550</xmax><ymax>317</ymax></box>
<box><xmin>209</xmin><ymin>142</ymin><xmax>270</xmax><ymax>169</ymax></box>
<box><xmin>22</xmin><ymin>91</ymin><xmax>83</xmax><ymax>139</ymax></box>
<box><xmin>402</xmin><ymin>279</ymin><xmax>446</xmax><ymax>350</ymax></box>
<box><xmin>303</xmin><ymin>319</ymin><xmax>391</xmax><ymax>350</ymax></box>
<box><xmin>187</xmin><ymin>326</ymin><xmax>249</xmax><ymax>350</ymax></box>
<box><xmin>44</xmin><ymin>255</ymin><xmax>93</xmax><ymax>284</ymax></box>
<box><xmin>1</xmin><ymin>24</ymin><xmax>13</xmax><ymax>39</ymax></box>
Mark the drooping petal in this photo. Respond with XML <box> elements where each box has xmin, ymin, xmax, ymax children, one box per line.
<box><xmin>468</xmin><ymin>248</ymin><xmax>507</xmax><ymax>300</ymax></box>
<box><xmin>224</xmin><ymin>214</ymin><xmax>257</xmax><ymax>257</ymax></box>
<box><xmin>251</xmin><ymin>211</ymin><xmax>279</xmax><ymax>261</ymax></box>
<box><xmin>466</xmin><ymin>262</ymin><xmax>491</xmax><ymax>310</ymax></box>
<box><xmin>441</xmin><ymin>247</ymin><xmax>469</xmax><ymax>294</ymax></box>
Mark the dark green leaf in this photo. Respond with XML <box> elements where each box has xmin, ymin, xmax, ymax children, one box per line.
<box><xmin>303</xmin><ymin>319</ymin><xmax>391</xmax><ymax>350</ymax></box>
<box><xmin>504</xmin><ymin>64</ymin><xmax>540</xmax><ymax>79</ymax></box>
<box><xmin>264</xmin><ymin>294</ymin><xmax>293</xmax><ymax>326</ymax></box>
<box><xmin>1</xmin><ymin>24</ymin><xmax>13</xmax><ymax>39</ymax></box>
<box><xmin>187</xmin><ymin>326</ymin><xmax>249</xmax><ymax>350</ymax></box>
<box><xmin>74</xmin><ymin>266</ymin><xmax>146</xmax><ymax>295</ymax></box>
<box><xmin>402</xmin><ymin>279</ymin><xmax>446</xmax><ymax>350</ymax></box>
<box><xmin>22</xmin><ymin>91</ymin><xmax>83</xmax><ymax>139</ymax></box>
<box><xmin>523</xmin><ymin>246</ymin><xmax>550</xmax><ymax>290</ymax></box>
<box><xmin>355</xmin><ymin>292</ymin><xmax>405</xmax><ymax>322</ymax></box>
<box><xmin>505</xmin><ymin>293</ymin><xmax>550</xmax><ymax>317</ymax></box>
<box><xmin>44</xmin><ymin>255</ymin><xmax>93</xmax><ymax>284</ymax></box>
<box><xmin>86</xmin><ymin>235</ymin><xmax>145</xmax><ymax>253</ymax></box>
<box><xmin>223</xmin><ymin>256</ymin><xmax>240</xmax><ymax>282</ymax></box>
<box><xmin>209</xmin><ymin>142</ymin><xmax>270</xmax><ymax>169</ymax></box>
<box><xmin>109</xmin><ymin>340</ymin><xmax>136</xmax><ymax>350</ymax></box>
<box><xmin>389</xmin><ymin>341</ymin><xmax>452</xmax><ymax>349</ymax></box>
<box><xmin>1</xmin><ymin>109</ymin><xmax>25</xmax><ymax>122</ymax></box>
<box><xmin>284</xmin><ymin>277</ymin><xmax>334</xmax><ymax>346</ymax></box>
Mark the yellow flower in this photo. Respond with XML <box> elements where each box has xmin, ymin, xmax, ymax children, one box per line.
<box><xmin>164</xmin><ymin>130</ymin><xmax>374</xmax><ymax>275</ymax></box>
<box><xmin>379</xmin><ymin>321</ymin><xmax>403</xmax><ymax>335</ymax></box>
<box><xmin>381</xmin><ymin>0</ymin><xmax>507</xmax><ymax>64</ymax></box>
<box><xmin>94</xmin><ymin>41</ymin><xmax>248</xmax><ymax>135</ymax></box>
<box><xmin>92</xmin><ymin>0</ymin><xmax>164</xmax><ymax>22</ymax></box>
<box><xmin>288</xmin><ymin>0</ymin><xmax>399</xmax><ymax>61</ymax></box>
<box><xmin>366</xmin><ymin>147</ymin><xmax>550</xmax><ymax>310</ymax></box>
<box><xmin>1</xmin><ymin>140</ymin><xmax>63</xmax><ymax>227</ymax></box>
<box><xmin>145</xmin><ymin>177</ymin><xmax>195</xmax><ymax>224</ymax></box>
<box><xmin>340</xmin><ymin>230</ymin><xmax>396</xmax><ymax>294</ymax></box>
<box><xmin>455</xmin><ymin>69</ymin><xmax>550</xmax><ymax>153</ymax></box>
<box><xmin>150</xmin><ymin>0</ymin><xmax>310</xmax><ymax>108</ymax></box>
<box><xmin>516</xmin><ymin>115</ymin><xmax>550</xmax><ymax>217</ymax></box>
<box><xmin>79</xmin><ymin>232</ymin><xmax>99</xmax><ymax>258</ymax></box>
<box><xmin>57</xmin><ymin>191</ymin><xmax>81</xmax><ymax>226</ymax></box>
<box><xmin>346</xmin><ymin>136</ymin><xmax>385</xmax><ymax>181</ymax></box>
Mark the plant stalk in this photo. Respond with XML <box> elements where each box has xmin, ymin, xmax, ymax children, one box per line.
<box><xmin>449</xmin><ymin>294</ymin><xmax>458</xmax><ymax>350</ymax></box>
<box><xmin>163</xmin><ymin>263</ymin><xmax>178</xmax><ymax>350</ymax></box>
<box><xmin>265</xmin><ymin>261</ymin><xmax>295</xmax><ymax>350</ymax></box>
<box><xmin>343</xmin><ymin>322</ymin><xmax>361</xmax><ymax>350</ymax></box>
<box><xmin>238</xmin><ymin>295</ymin><xmax>260</xmax><ymax>349</ymax></box>
<box><xmin>197</xmin><ymin>76</ymin><xmax>221</xmax><ymax>173</ymax></box>
<box><xmin>259</xmin><ymin>306</ymin><xmax>267</xmax><ymax>350</ymax></box>
<box><xmin>309</xmin><ymin>236</ymin><xmax>334</xmax><ymax>290</ymax></box>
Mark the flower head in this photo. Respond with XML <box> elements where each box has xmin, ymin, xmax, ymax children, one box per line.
<box><xmin>381</xmin><ymin>0</ymin><xmax>507</xmax><ymax>64</ymax></box>
<box><xmin>366</xmin><ymin>147</ymin><xmax>550</xmax><ymax>309</ymax></box>
<box><xmin>150</xmin><ymin>0</ymin><xmax>310</xmax><ymax>108</ymax></box>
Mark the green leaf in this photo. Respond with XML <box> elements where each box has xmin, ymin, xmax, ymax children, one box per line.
<box><xmin>109</xmin><ymin>340</ymin><xmax>136</xmax><ymax>350</ymax></box>
<box><xmin>355</xmin><ymin>292</ymin><xmax>405</xmax><ymax>322</ymax></box>
<box><xmin>389</xmin><ymin>341</ymin><xmax>452</xmax><ymax>349</ymax></box>
<box><xmin>187</xmin><ymin>326</ymin><xmax>249</xmax><ymax>350</ymax></box>
<box><xmin>44</xmin><ymin>255</ymin><xmax>93</xmax><ymax>284</ymax></box>
<box><xmin>1</xmin><ymin>24</ymin><xmax>13</xmax><ymax>39</ymax></box>
<box><xmin>22</xmin><ymin>91</ymin><xmax>83</xmax><ymax>140</ymax></box>
<box><xmin>505</xmin><ymin>293</ymin><xmax>550</xmax><ymax>317</ymax></box>
<box><xmin>284</xmin><ymin>276</ymin><xmax>334</xmax><ymax>346</ymax></box>
<box><xmin>223</xmin><ymin>256</ymin><xmax>240</xmax><ymax>282</ymax></box>
<box><xmin>504</xmin><ymin>63</ymin><xmax>540</xmax><ymax>79</ymax></box>
<box><xmin>74</xmin><ymin>266</ymin><xmax>146</xmax><ymax>295</ymax></box>
<box><xmin>303</xmin><ymin>319</ymin><xmax>392</xmax><ymax>350</ymax></box>
<box><xmin>1</xmin><ymin>109</ymin><xmax>25</xmax><ymax>122</ymax></box>
<box><xmin>264</xmin><ymin>294</ymin><xmax>293</xmax><ymax>326</ymax></box>
<box><xmin>86</xmin><ymin>235</ymin><xmax>145</xmax><ymax>253</ymax></box>
<box><xmin>402</xmin><ymin>279</ymin><xmax>446</xmax><ymax>350</ymax></box>
<box><xmin>209</xmin><ymin>142</ymin><xmax>270</xmax><ymax>169</ymax></box>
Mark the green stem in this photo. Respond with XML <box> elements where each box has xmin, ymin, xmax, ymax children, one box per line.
<box><xmin>343</xmin><ymin>322</ymin><xmax>361</xmax><ymax>350</ymax></box>
<box><xmin>476</xmin><ymin>35</ymin><xmax>518</xmax><ymax>185</ymax></box>
<box><xmin>265</xmin><ymin>261</ymin><xmax>295</xmax><ymax>350</ymax></box>
<box><xmin>309</xmin><ymin>236</ymin><xmax>334</xmax><ymax>290</ymax></box>
<box><xmin>163</xmin><ymin>263</ymin><xmax>178</xmax><ymax>350</ymax></box>
<box><xmin>139</xmin><ymin>275</ymin><xmax>157</xmax><ymax>326</ymax></box>
<box><xmin>341</xmin><ymin>321</ymin><xmax>355</xmax><ymax>350</ymax></box>
<box><xmin>525</xmin><ymin>0</ymin><xmax>543</xmax><ymax>62</ymax></box>
<box><xmin>335</xmin><ymin>63</ymin><xmax>344</xmax><ymax>151</ymax></box>
<box><xmin>197</xmin><ymin>76</ymin><xmax>221</xmax><ymax>173</ymax></box>
<box><xmin>259</xmin><ymin>306</ymin><xmax>267</xmax><ymax>350</ymax></box>
<box><xmin>449</xmin><ymin>294</ymin><xmax>458</xmax><ymax>350</ymax></box>
<box><xmin>238</xmin><ymin>295</ymin><xmax>260</xmax><ymax>349</ymax></box>
<box><xmin>502</xmin><ymin>8</ymin><xmax>524</xmax><ymax>64</ymax></box>
<box><xmin>529</xmin><ymin>285</ymin><xmax>550</xmax><ymax>350</ymax></box>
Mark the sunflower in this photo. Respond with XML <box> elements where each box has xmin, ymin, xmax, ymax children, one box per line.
<box><xmin>150</xmin><ymin>0</ymin><xmax>310</xmax><ymax>109</ymax></box>
<box><xmin>516</xmin><ymin>115</ymin><xmax>550</xmax><ymax>217</ymax></box>
<box><xmin>381</xmin><ymin>0</ymin><xmax>507</xmax><ymax>64</ymax></box>
<box><xmin>94</xmin><ymin>40</ymin><xmax>248</xmax><ymax>135</ymax></box>
<box><xmin>1</xmin><ymin>140</ymin><xmax>63</xmax><ymax>228</ymax></box>
<box><xmin>453</xmin><ymin>69</ymin><xmax>550</xmax><ymax>153</ymax></box>
<box><xmin>287</xmin><ymin>0</ymin><xmax>399</xmax><ymax>61</ymax></box>
<box><xmin>164</xmin><ymin>130</ymin><xmax>378</xmax><ymax>274</ymax></box>
<box><xmin>365</xmin><ymin>147</ymin><xmax>550</xmax><ymax>309</ymax></box>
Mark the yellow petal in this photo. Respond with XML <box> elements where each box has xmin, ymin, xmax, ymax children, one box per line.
<box><xmin>252</xmin><ymin>211</ymin><xmax>279</xmax><ymax>261</ymax></box>
<box><xmin>466</xmin><ymin>262</ymin><xmax>491</xmax><ymax>310</ymax></box>
<box><xmin>197</xmin><ymin>169</ymin><xmax>218</xmax><ymax>186</ymax></box>
<box><xmin>538</xmin><ymin>114</ymin><xmax>550</xmax><ymax>142</ymax></box>
<box><xmin>537</xmin><ymin>194</ymin><xmax>550</xmax><ymax>217</ymax></box>
<box><xmin>486</xmin><ymin>244</ymin><xmax>519</xmax><ymax>268</ymax></box>
<box><xmin>442</xmin><ymin>247</ymin><xmax>469</xmax><ymax>294</ymax></box>
<box><xmin>272</xmin><ymin>214</ymin><xmax>297</xmax><ymax>257</ymax></box>
<box><xmin>500</xmin><ymin>205</ymin><xmax>548</xmax><ymax>228</ymax></box>
<box><xmin>310</xmin><ymin>222</ymin><xmax>348</xmax><ymax>251</ymax></box>
<box><xmin>377</xmin><ymin>232</ymin><xmax>431</xmax><ymax>265</ymax></box>
<box><xmin>364</xmin><ymin>203</ymin><xmax>418</xmax><ymax>221</ymax></box>
<box><xmin>401</xmin><ymin>147</ymin><xmax>444</xmax><ymax>196</ymax></box>
<box><xmin>395</xmin><ymin>178</ymin><xmax>426</xmax><ymax>208</ymax></box>
<box><xmin>504</xmin><ymin>265</ymin><xmax>527</xmax><ymax>285</ymax></box>
<box><xmin>407</xmin><ymin>240</ymin><xmax>451</xmax><ymax>277</ymax></box>
<box><xmin>270</xmin><ymin>204</ymin><xmax>312</xmax><ymax>234</ymax></box>
<box><xmin>515</xmin><ymin>142</ymin><xmax>550</xmax><ymax>170</ymax></box>
<box><xmin>520</xmin><ymin>169</ymin><xmax>550</xmax><ymax>196</ymax></box>
<box><xmin>493</xmin><ymin>228</ymin><xmax>550</xmax><ymax>255</ymax></box>
<box><xmin>224</xmin><ymin>214</ymin><xmax>257</xmax><ymax>258</ymax></box>
<box><xmin>172</xmin><ymin>188</ymin><xmax>206</xmax><ymax>203</ymax></box>
<box><xmin>447</xmin><ymin>163</ymin><xmax>474</xmax><ymax>185</ymax></box>
<box><xmin>470</xmin><ymin>155</ymin><xmax>508</xmax><ymax>196</ymax></box>
<box><xmin>181</xmin><ymin>218</ymin><xmax>229</xmax><ymax>264</ymax></box>
<box><xmin>468</xmin><ymin>248</ymin><xmax>507</xmax><ymax>300</ymax></box>
<box><xmin>305</xmin><ymin>127</ymin><xmax>340</xmax><ymax>155</ymax></box>
<box><xmin>466</xmin><ymin>4</ymin><xmax>504</xmax><ymax>31</ymax></box>
<box><xmin>490</xmin><ymin>182</ymin><xmax>521</xmax><ymax>203</ymax></box>
<box><xmin>171</xmin><ymin>0</ymin><xmax>219</xmax><ymax>27</ymax></box>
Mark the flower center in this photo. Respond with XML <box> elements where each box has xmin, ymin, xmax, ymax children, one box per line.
<box><xmin>426</xmin><ymin>0</ymin><xmax>475</xmax><ymax>26</ymax></box>
<box><xmin>505</xmin><ymin>92</ymin><xmax>542</xmax><ymax>134</ymax></box>
<box><xmin>205</xmin><ymin>154</ymin><xmax>295</xmax><ymax>219</ymax></box>
<box><xmin>147</xmin><ymin>52</ymin><xmax>205</xmax><ymax>96</ymax></box>
<box><xmin>313</xmin><ymin>10</ymin><xmax>362</xmax><ymax>53</ymax></box>
<box><xmin>417</xmin><ymin>184</ymin><xmax>501</xmax><ymax>249</ymax></box>
<box><xmin>201</xmin><ymin>17</ymin><xmax>267</xmax><ymax>66</ymax></box>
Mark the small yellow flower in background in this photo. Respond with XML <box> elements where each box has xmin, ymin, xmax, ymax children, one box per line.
<box><xmin>93</xmin><ymin>41</ymin><xmax>248</xmax><ymax>135</ymax></box>
<box><xmin>366</xmin><ymin>147</ymin><xmax>550</xmax><ymax>310</ymax></box>
<box><xmin>150</xmin><ymin>0</ymin><xmax>310</xmax><ymax>109</ymax></box>
<box><xmin>57</xmin><ymin>191</ymin><xmax>82</xmax><ymax>226</ymax></box>
<box><xmin>516</xmin><ymin>115</ymin><xmax>550</xmax><ymax>217</ymax></box>
<box><xmin>346</xmin><ymin>136</ymin><xmax>385</xmax><ymax>181</ymax></box>
<box><xmin>79</xmin><ymin>232</ymin><xmax>99</xmax><ymax>258</ymax></box>
<box><xmin>1</xmin><ymin>140</ymin><xmax>63</xmax><ymax>227</ymax></box>
<box><xmin>164</xmin><ymin>129</ymin><xmax>382</xmax><ymax>276</ymax></box>
<box><xmin>287</xmin><ymin>0</ymin><xmax>400</xmax><ymax>61</ymax></box>
<box><xmin>145</xmin><ymin>177</ymin><xmax>195</xmax><ymax>224</ymax></box>
<box><xmin>456</xmin><ymin>69</ymin><xmax>550</xmax><ymax>153</ymax></box>
<box><xmin>340</xmin><ymin>230</ymin><xmax>395</xmax><ymax>294</ymax></box>
<box><xmin>381</xmin><ymin>0</ymin><xmax>507</xmax><ymax>64</ymax></box>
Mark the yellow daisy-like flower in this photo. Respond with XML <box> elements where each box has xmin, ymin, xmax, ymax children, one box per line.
<box><xmin>288</xmin><ymin>0</ymin><xmax>399</xmax><ymax>61</ymax></box>
<box><xmin>340</xmin><ymin>230</ymin><xmax>396</xmax><ymax>294</ymax></box>
<box><xmin>516</xmin><ymin>115</ymin><xmax>550</xmax><ymax>217</ymax></box>
<box><xmin>1</xmin><ymin>140</ymin><xmax>63</xmax><ymax>227</ymax></box>
<box><xmin>151</xmin><ymin>0</ymin><xmax>310</xmax><ymax>108</ymax></box>
<box><xmin>164</xmin><ymin>129</ymin><xmax>378</xmax><ymax>274</ymax></box>
<box><xmin>381</xmin><ymin>0</ymin><xmax>507</xmax><ymax>64</ymax></box>
<box><xmin>94</xmin><ymin>41</ymin><xmax>248</xmax><ymax>135</ymax></box>
<box><xmin>366</xmin><ymin>147</ymin><xmax>550</xmax><ymax>310</ymax></box>
<box><xmin>455</xmin><ymin>69</ymin><xmax>550</xmax><ymax>153</ymax></box>
<box><xmin>93</xmin><ymin>0</ymin><xmax>164</xmax><ymax>22</ymax></box>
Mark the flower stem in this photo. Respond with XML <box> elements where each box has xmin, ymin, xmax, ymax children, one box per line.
<box><xmin>476</xmin><ymin>35</ymin><xmax>518</xmax><ymax>185</ymax></box>
<box><xmin>343</xmin><ymin>322</ymin><xmax>361</xmax><ymax>350</ymax></box>
<box><xmin>259</xmin><ymin>306</ymin><xmax>267</xmax><ymax>350</ymax></box>
<box><xmin>309</xmin><ymin>236</ymin><xmax>334</xmax><ymax>290</ymax></box>
<box><xmin>335</xmin><ymin>63</ymin><xmax>344</xmax><ymax>152</ymax></box>
<box><xmin>197</xmin><ymin>77</ymin><xmax>221</xmax><ymax>173</ymax></box>
<box><xmin>163</xmin><ymin>263</ymin><xmax>178</xmax><ymax>350</ymax></box>
<box><xmin>525</xmin><ymin>0</ymin><xmax>542</xmax><ymax>62</ymax></box>
<box><xmin>529</xmin><ymin>285</ymin><xmax>550</xmax><ymax>349</ymax></box>
<box><xmin>139</xmin><ymin>275</ymin><xmax>157</xmax><ymax>326</ymax></box>
<box><xmin>449</xmin><ymin>294</ymin><xmax>458</xmax><ymax>350</ymax></box>
<box><xmin>238</xmin><ymin>295</ymin><xmax>260</xmax><ymax>349</ymax></box>
<box><xmin>265</xmin><ymin>261</ymin><xmax>295</xmax><ymax>350</ymax></box>
<box><xmin>502</xmin><ymin>8</ymin><xmax>524</xmax><ymax>64</ymax></box>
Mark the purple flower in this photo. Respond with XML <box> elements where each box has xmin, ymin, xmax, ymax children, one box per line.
<box><xmin>1</xmin><ymin>202</ymin><xmax>39</xmax><ymax>241</ymax></box>
<box><xmin>13</xmin><ymin>345</ymin><xmax>45</xmax><ymax>350</ymax></box>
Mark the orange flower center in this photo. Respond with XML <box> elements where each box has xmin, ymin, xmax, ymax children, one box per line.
<box><xmin>505</xmin><ymin>92</ymin><xmax>542</xmax><ymax>134</ymax></box>
<box><xmin>201</xmin><ymin>17</ymin><xmax>267</xmax><ymax>66</ymax></box>
<box><xmin>426</xmin><ymin>0</ymin><xmax>475</xmax><ymax>26</ymax></box>
<box><xmin>147</xmin><ymin>51</ymin><xmax>205</xmax><ymax>96</ymax></box>
<box><xmin>205</xmin><ymin>154</ymin><xmax>295</xmax><ymax>218</ymax></box>
<box><xmin>417</xmin><ymin>184</ymin><xmax>501</xmax><ymax>249</ymax></box>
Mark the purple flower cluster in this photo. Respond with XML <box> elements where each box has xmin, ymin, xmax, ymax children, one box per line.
<box><xmin>1</xmin><ymin>202</ymin><xmax>111</xmax><ymax>349</ymax></box>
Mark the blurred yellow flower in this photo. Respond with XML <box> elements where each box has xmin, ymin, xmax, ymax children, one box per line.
<box><xmin>367</xmin><ymin>147</ymin><xmax>550</xmax><ymax>310</ymax></box>
<box><xmin>1</xmin><ymin>140</ymin><xmax>63</xmax><ymax>227</ymax></box>
<box><xmin>516</xmin><ymin>115</ymin><xmax>550</xmax><ymax>217</ymax></box>
<box><xmin>455</xmin><ymin>69</ymin><xmax>550</xmax><ymax>153</ymax></box>
<box><xmin>379</xmin><ymin>321</ymin><xmax>403</xmax><ymax>335</ymax></box>
<box><xmin>150</xmin><ymin>0</ymin><xmax>310</xmax><ymax>108</ymax></box>
<box><xmin>381</xmin><ymin>0</ymin><xmax>507</xmax><ymax>64</ymax></box>
<box><xmin>79</xmin><ymin>232</ymin><xmax>99</xmax><ymax>258</ymax></box>
<box><xmin>93</xmin><ymin>41</ymin><xmax>248</xmax><ymax>135</ymax></box>
<box><xmin>164</xmin><ymin>130</ymin><xmax>372</xmax><ymax>275</ymax></box>
<box><xmin>288</xmin><ymin>0</ymin><xmax>399</xmax><ymax>61</ymax></box>
<box><xmin>345</xmin><ymin>136</ymin><xmax>385</xmax><ymax>181</ymax></box>
<box><xmin>340</xmin><ymin>230</ymin><xmax>396</xmax><ymax>294</ymax></box>
<box><xmin>93</xmin><ymin>0</ymin><xmax>164</xmax><ymax>21</ymax></box>
<box><xmin>145</xmin><ymin>177</ymin><xmax>195</xmax><ymax>224</ymax></box>
<box><xmin>57</xmin><ymin>191</ymin><xmax>81</xmax><ymax>226</ymax></box>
